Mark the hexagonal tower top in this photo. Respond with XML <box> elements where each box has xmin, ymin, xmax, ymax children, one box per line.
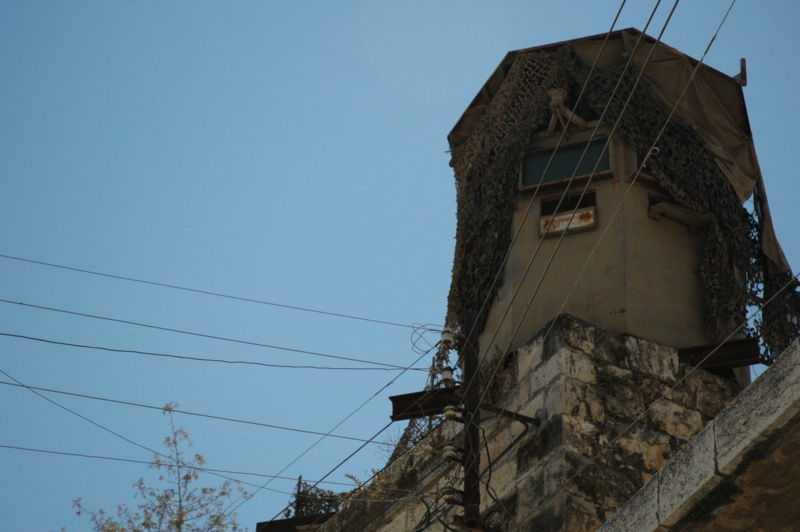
<box><xmin>444</xmin><ymin>28</ymin><xmax>797</xmax><ymax>370</ymax></box>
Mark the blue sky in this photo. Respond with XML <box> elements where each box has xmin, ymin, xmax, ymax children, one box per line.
<box><xmin>1</xmin><ymin>2</ymin><xmax>798</xmax><ymax>531</ymax></box>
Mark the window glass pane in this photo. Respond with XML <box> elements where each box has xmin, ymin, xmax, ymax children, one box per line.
<box><xmin>523</xmin><ymin>138</ymin><xmax>610</xmax><ymax>186</ymax></box>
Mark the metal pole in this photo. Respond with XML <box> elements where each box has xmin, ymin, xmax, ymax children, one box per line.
<box><xmin>461</xmin><ymin>313</ymin><xmax>482</xmax><ymax>529</ymax></box>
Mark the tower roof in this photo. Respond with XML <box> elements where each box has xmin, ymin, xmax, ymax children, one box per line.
<box><xmin>448</xmin><ymin>28</ymin><xmax>760</xmax><ymax>201</ymax></box>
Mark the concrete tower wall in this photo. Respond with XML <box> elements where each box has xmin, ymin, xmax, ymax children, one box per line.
<box><xmin>478</xmin><ymin>129</ymin><xmax>709</xmax><ymax>360</ymax></box>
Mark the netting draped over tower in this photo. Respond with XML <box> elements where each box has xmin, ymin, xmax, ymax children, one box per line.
<box><xmin>446</xmin><ymin>52</ymin><xmax>571</xmax><ymax>344</ymax></box>
<box><xmin>446</xmin><ymin>43</ymin><xmax>799</xmax><ymax>361</ymax></box>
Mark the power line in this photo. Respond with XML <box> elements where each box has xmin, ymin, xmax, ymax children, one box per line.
<box><xmin>1</xmin><ymin>365</ymin><xmax>415</xmax><ymax>503</ymax></box>
<box><xmin>1</xmin><ymin>313</ymin><xmax>438</xmax><ymax>515</ymax></box>
<box><xmin>358</xmin><ymin>3</ymin><xmax>678</xmax><ymax>524</ymax></box>
<box><xmin>0</xmin><ymin>366</ymin><xmax>305</xmax><ymax>497</ymax></box>
<box><xmin>452</xmin><ymin>1</ymin><xmax>675</xmax><ymax>522</ymax></box>
<box><xmin>261</xmin><ymin>420</ymin><xmax>396</xmax><ymax>520</ymax></box>
<box><xmin>474</xmin><ymin>0</ymin><xmax>729</xmax><ymax>420</ymax></box>
<box><xmin>6</xmin><ymin>337</ymin><xmax>437</xmax><ymax>515</ymax></box>
<box><xmin>0</xmin><ymin>443</ymin><xmax>290</xmax><ymax>494</ymax></box>
<box><xmin>0</xmin><ymin>443</ymin><xmax>417</xmax><ymax>501</ymax></box>
<box><xmin>551</xmin><ymin>1</ymin><xmax>746</xmax><ymax>491</ymax></box>
<box><xmin>0</xmin><ymin>298</ymin><xmax>421</xmax><ymax>371</ymax></box>
<box><xmin>460</xmin><ymin>2</ymin><xmax>669</xmax><ymax>400</ymax></box>
<box><xmin>0</xmin><ymin>253</ymin><xmax>441</xmax><ymax>331</ymax></box>
<box><xmin>340</xmin><ymin>423</ymin><xmax>450</xmax><ymax>530</ymax></box>
<box><xmin>340</xmin><ymin>5</ymin><xmax>647</xmax><ymax>523</ymax></box>
<box><xmin>262</xmin><ymin>1</ymin><xmax>637</xmax><ymax>524</ymax></box>
<box><xmin>454</xmin><ymin>0</ymin><xmax>670</xmax><ymax>495</ymax></box>
<box><xmin>263</xmin><ymin>345</ymin><xmax>486</xmax><ymax>522</ymax></box>
<box><xmin>0</xmin><ymin>443</ymin><xmax>357</xmax><ymax>487</ymax></box>
<box><xmin>0</xmin><ymin>331</ymin><xmax>422</xmax><ymax>372</ymax></box>
<box><xmin>0</xmin><ymin>379</ymin><xmax>392</xmax><ymax>445</ymax></box>
<box><xmin>452</xmin><ymin>0</ymin><xmax>630</xmax><ymax>366</ymax></box>
<box><xmin>560</xmin><ymin>261</ymin><xmax>791</xmax><ymax>495</ymax></box>
<box><xmin>226</xmin><ymin>346</ymin><xmax>435</xmax><ymax>514</ymax></box>
<box><xmin>469</xmin><ymin>1</ymin><xmax>679</xmax><ymax>410</ymax></box>
<box><xmin>539</xmin><ymin>0</ymin><xmax>738</xmax><ymax>357</ymax></box>
<box><xmin>472</xmin><ymin>0</ymin><xmax>741</xmax><ymax>512</ymax></box>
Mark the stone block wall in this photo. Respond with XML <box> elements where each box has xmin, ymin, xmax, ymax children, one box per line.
<box><xmin>314</xmin><ymin>315</ymin><xmax>741</xmax><ymax>531</ymax></box>
<box><xmin>600</xmin><ymin>339</ymin><xmax>800</xmax><ymax>532</ymax></box>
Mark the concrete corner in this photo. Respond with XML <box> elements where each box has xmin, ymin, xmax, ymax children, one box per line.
<box><xmin>657</xmin><ymin>421</ymin><xmax>721</xmax><ymax>526</ymax></box>
<box><xmin>714</xmin><ymin>339</ymin><xmax>800</xmax><ymax>475</ymax></box>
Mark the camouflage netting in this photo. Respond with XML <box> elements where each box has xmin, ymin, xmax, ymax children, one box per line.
<box><xmin>446</xmin><ymin>52</ymin><xmax>572</xmax><ymax>343</ymax></box>
<box><xmin>760</xmin><ymin>263</ymin><xmax>800</xmax><ymax>356</ymax></box>
<box><xmin>446</xmin><ymin>45</ymin><xmax>800</xmax><ymax>362</ymax></box>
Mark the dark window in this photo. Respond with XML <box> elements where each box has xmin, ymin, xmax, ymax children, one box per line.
<box><xmin>541</xmin><ymin>192</ymin><xmax>596</xmax><ymax>215</ymax></box>
<box><xmin>522</xmin><ymin>138</ymin><xmax>610</xmax><ymax>187</ymax></box>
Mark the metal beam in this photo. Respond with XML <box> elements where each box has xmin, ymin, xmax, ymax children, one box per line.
<box><xmin>388</xmin><ymin>387</ymin><xmax>463</xmax><ymax>421</ymax></box>
<box><xmin>678</xmin><ymin>337</ymin><xmax>761</xmax><ymax>369</ymax></box>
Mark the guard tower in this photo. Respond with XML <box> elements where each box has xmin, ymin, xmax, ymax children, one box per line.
<box><xmin>445</xmin><ymin>28</ymin><xmax>794</xmax><ymax>366</ymax></box>
<box><xmin>260</xmin><ymin>30</ymin><xmax>800</xmax><ymax>532</ymax></box>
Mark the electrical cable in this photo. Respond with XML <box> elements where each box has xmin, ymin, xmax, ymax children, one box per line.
<box><xmin>468</xmin><ymin>0</ymin><xmax>680</xmax><ymax>423</ymax></box>
<box><xmin>0</xmin><ymin>444</ymin><xmax>419</xmax><ymax>503</ymax></box>
<box><xmin>255</xmin><ymin>335</ymin><xmax>490</xmax><ymax>524</ymax></box>
<box><xmin>452</xmin><ymin>0</ymin><xmax>673</xmax><ymax>503</ymax></box>
<box><xmin>452</xmin><ymin>0</ymin><xmax>629</xmax><ymax>364</ymax></box>
<box><xmin>260</xmin><ymin>2</ymin><xmax>744</xmax><ymax>526</ymax></box>
<box><xmin>0</xmin><ymin>253</ymin><xmax>442</xmax><ymax>331</ymax></box>
<box><xmin>4</xmin><ymin>3</ymin><xmax>624</xmax><ymax>524</ymax></box>
<box><xmin>1</xmin><ymin>367</ymin><xmax>424</xmax><ymax>503</ymax></box>
<box><xmin>560</xmin><ymin>269</ymin><xmax>796</xmax><ymax>492</ymax></box>
<box><xmin>0</xmin><ymin>443</ymin><xmax>357</xmax><ymax>487</ymax></box>
<box><xmin>289</xmin><ymin>383</ymin><xmax>487</xmax><ymax>528</ymax></box>
<box><xmin>334</xmin><ymin>421</ymin><xmax>452</xmax><ymax>530</ymax></box>
<box><xmin>480</xmin><ymin>426</ymin><xmax>512</xmax><ymax>524</ymax></box>
<box><xmin>229</xmin><ymin>346</ymin><xmax>437</xmax><ymax>517</ymax></box>
<box><xmin>253</xmin><ymin>420</ymin><xmax>395</xmax><ymax>520</ymax></box>
<box><xmin>0</xmin><ymin>331</ymin><xmax>424</xmax><ymax>372</ymax></box>
<box><xmin>450</xmin><ymin>0</ymin><xmax>681</xmax><ymax>518</ymax></box>
<box><xmin>539</xmin><ymin>0</ymin><xmax>738</xmax><ymax>352</ymax></box>
<box><xmin>315</xmin><ymin>2</ymin><xmax>636</xmax><ymax>526</ymax></box>
<box><xmin>355</xmin><ymin>439</ymin><xmax>466</xmax><ymax>531</ymax></box>
<box><xmin>468</xmin><ymin>0</ymin><xmax>743</xmax><ymax>516</ymax></box>
<box><xmin>0</xmin><ymin>379</ymin><xmax>392</xmax><ymax>445</ymax></box>
<box><xmin>460</xmin><ymin>0</ymin><xmax>670</xmax><ymax>403</ymax></box>
<box><xmin>473</xmin><ymin>0</ymin><xmax>733</xmax><ymax>434</ymax></box>
<box><xmin>0</xmin><ymin>298</ymin><xmax>418</xmax><ymax>370</ymax></box>
<box><xmin>0</xmin><ymin>366</ymin><xmax>328</xmax><ymax>497</ymax></box>
<box><xmin>302</xmin><ymin>421</ymin><xmax>462</xmax><ymax>525</ymax></box>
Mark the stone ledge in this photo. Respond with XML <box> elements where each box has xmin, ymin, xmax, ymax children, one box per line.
<box><xmin>657</xmin><ymin>421</ymin><xmax>722</xmax><ymax>526</ymax></box>
<box><xmin>714</xmin><ymin>339</ymin><xmax>800</xmax><ymax>475</ymax></box>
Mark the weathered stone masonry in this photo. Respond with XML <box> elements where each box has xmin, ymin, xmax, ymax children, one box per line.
<box><xmin>315</xmin><ymin>315</ymin><xmax>740</xmax><ymax>531</ymax></box>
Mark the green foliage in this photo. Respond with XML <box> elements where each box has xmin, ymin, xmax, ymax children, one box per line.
<box><xmin>73</xmin><ymin>404</ymin><xmax>247</xmax><ymax>532</ymax></box>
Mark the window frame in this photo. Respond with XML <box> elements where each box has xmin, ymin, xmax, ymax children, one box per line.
<box><xmin>519</xmin><ymin>134</ymin><xmax>615</xmax><ymax>192</ymax></box>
